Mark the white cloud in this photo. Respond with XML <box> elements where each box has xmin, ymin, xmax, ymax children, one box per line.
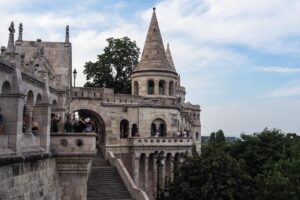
<box><xmin>257</xmin><ymin>66</ymin><xmax>300</xmax><ymax>73</ymax></box>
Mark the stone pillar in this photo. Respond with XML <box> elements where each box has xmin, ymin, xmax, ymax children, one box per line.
<box><xmin>25</xmin><ymin>104</ymin><xmax>33</xmax><ymax>134</ymax></box>
<box><xmin>154</xmin><ymin>80</ymin><xmax>159</xmax><ymax>95</ymax></box>
<box><xmin>0</xmin><ymin>94</ymin><xmax>24</xmax><ymax>153</ymax></box>
<box><xmin>160</xmin><ymin>157</ymin><xmax>166</xmax><ymax>189</ymax></box>
<box><xmin>34</xmin><ymin>103</ymin><xmax>51</xmax><ymax>152</ymax></box>
<box><xmin>144</xmin><ymin>157</ymin><xmax>149</xmax><ymax>191</ymax></box>
<box><xmin>132</xmin><ymin>156</ymin><xmax>139</xmax><ymax>187</ymax></box>
<box><xmin>153</xmin><ymin>157</ymin><xmax>158</xmax><ymax>197</ymax></box>
<box><xmin>56</xmin><ymin>157</ymin><xmax>92</xmax><ymax>200</ymax></box>
<box><xmin>170</xmin><ymin>157</ymin><xmax>174</xmax><ymax>182</ymax></box>
<box><xmin>166</xmin><ymin>82</ymin><xmax>169</xmax><ymax>96</ymax></box>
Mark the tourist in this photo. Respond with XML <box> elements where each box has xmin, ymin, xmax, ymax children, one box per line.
<box><xmin>0</xmin><ymin>107</ymin><xmax>4</xmax><ymax>134</ymax></box>
<box><xmin>64</xmin><ymin>114</ymin><xmax>74</xmax><ymax>133</ymax></box>
<box><xmin>51</xmin><ymin>114</ymin><xmax>61</xmax><ymax>132</ymax></box>
<box><xmin>31</xmin><ymin>117</ymin><xmax>39</xmax><ymax>133</ymax></box>
<box><xmin>84</xmin><ymin>118</ymin><xmax>93</xmax><ymax>132</ymax></box>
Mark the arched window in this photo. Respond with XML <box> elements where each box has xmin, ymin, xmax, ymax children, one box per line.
<box><xmin>1</xmin><ymin>81</ymin><xmax>11</xmax><ymax>94</ymax></box>
<box><xmin>27</xmin><ymin>91</ymin><xmax>34</xmax><ymax>104</ymax></box>
<box><xmin>159</xmin><ymin>123</ymin><xmax>166</xmax><ymax>137</ymax></box>
<box><xmin>131</xmin><ymin>124</ymin><xmax>138</xmax><ymax>137</ymax></box>
<box><xmin>159</xmin><ymin>80</ymin><xmax>165</xmax><ymax>95</ymax></box>
<box><xmin>196</xmin><ymin>132</ymin><xmax>200</xmax><ymax>139</ymax></box>
<box><xmin>151</xmin><ymin>123</ymin><xmax>156</xmax><ymax>136</ymax></box>
<box><xmin>151</xmin><ymin>118</ymin><xmax>167</xmax><ymax>137</ymax></box>
<box><xmin>120</xmin><ymin>119</ymin><xmax>129</xmax><ymax>138</ymax></box>
<box><xmin>36</xmin><ymin>94</ymin><xmax>42</xmax><ymax>104</ymax></box>
<box><xmin>134</xmin><ymin>81</ymin><xmax>139</xmax><ymax>95</ymax></box>
<box><xmin>169</xmin><ymin>81</ymin><xmax>174</xmax><ymax>96</ymax></box>
<box><xmin>147</xmin><ymin>80</ymin><xmax>154</xmax><ymax>95</ymax></box>
<box><xmin>193</xmin><ymin>113</ymin><xmax>196</xmax><ymax>120</ymax></box>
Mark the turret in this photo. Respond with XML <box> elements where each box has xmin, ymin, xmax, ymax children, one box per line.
<box><xmin>131</xmin><ymin>8</ymin><xmax>178</xmax><ymax>98</ymax></box>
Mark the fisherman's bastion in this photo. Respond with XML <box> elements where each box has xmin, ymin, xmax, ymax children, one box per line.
<box><xmin>0</xmin><ymin>8</ymin><xmax>201</xmax><ymax>200</ymax></box>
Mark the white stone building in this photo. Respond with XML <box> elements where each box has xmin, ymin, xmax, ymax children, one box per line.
<box><xmin>0</xmin><ymin>8</ymin><xmax>201</xmax><ymax>200</ymax></box>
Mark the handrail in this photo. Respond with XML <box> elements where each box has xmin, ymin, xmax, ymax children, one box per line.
<box><xmin>107</xmin><ymin>151</ymin><xmax>149</xmax><ymax>200</ymax></box>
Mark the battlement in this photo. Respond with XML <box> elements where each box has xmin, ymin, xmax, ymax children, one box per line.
<box><xmin>182</xmin><ymin>102</ymin><xmax>201</xmax><ymax>111</ymax></box>
<box><xmin>129</xmin><ymin>137</ymin><xmax>193</xmax><ymax>147</ymax></box>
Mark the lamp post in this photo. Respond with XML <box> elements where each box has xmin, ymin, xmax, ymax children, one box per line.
<box><xmin>73</xmin><ymin>68</ymin><xmax>77</xmax><ymax>87</ymax></box>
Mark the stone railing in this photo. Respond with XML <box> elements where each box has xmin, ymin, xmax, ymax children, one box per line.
<box><xmin>50</xmin><ymin>132</ymin><xmax>97</xmax><ymax>155</ymax></box>
<box><xmin>107</xmin><ymin>151</ymin><xmax>149</xmax><ymax>200</ymax></box>
<box><xmin>128</xmin><ymin>137</ymin><xmax>193</xmax><ymax>147</ymax></box>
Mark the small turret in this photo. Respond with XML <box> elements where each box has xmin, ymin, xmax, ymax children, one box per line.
<box><xmin>65</xmin><ymin>25</ymin><xmax>69</xmax><ymax>43</ymax></box>
<box><xmin>7</xmin><ymin>22</ymin><xmax>15</xmax><ymax>53</ymax></box>
<box><xmin>18</xmin><ymin>23</ymin><xmax>23</xmax><ymax>41</ymax></box>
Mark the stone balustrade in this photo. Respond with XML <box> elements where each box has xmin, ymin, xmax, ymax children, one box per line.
<box><xmin>128</xmin><ymin>137</ymin><xmax>193</xmax><ymax>147</ymax></box>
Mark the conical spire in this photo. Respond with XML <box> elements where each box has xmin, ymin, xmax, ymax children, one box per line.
<box><xmin>166</xmin><ymin>43</ymin><xmax>176</xmax><ymax>70</ymax></box>
<box><xmin>134</xmin><ymin>8</ymin><xmax>175</xmax><ymax>73</ymax></box>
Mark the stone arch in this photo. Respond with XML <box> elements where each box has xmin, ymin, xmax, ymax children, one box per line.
<box><xmin>151</xmin><ymin>118</ymin><xmax>167</xmax><ymax>137</ymax></box>
<box><xmin>26</xmin><ymin>90</ymin><xmax>34</xmax><ymax>105</ymax></box>
<box><xmin>133</xmin><ymin>81</ymin><xmax>139</xmax><ymax>95</ymax></box>
<box><xmin>120</xmin><ymin>119</ymin><xmax>129</xmax><ymax>138</ymax></box>
<box><xmin>159</xmin><ymin>80</ymin><xmax>165</xmax><ymax>95</ymax></box>
<box><xmin>131</xmin><ymin>123</ymin><xmax>138</xmax><ymax>137</ymax></box>
<box><xmin>169</xmin><ymin>81</ymin><xmax>174</xmax><ymax>96</ymax></box>
<box><xmin>147</xmin><ymin>80</ymin><xmax>154</xmax><ymax>95</ymax></box>
<box><xmin>36</xmin><ymin>94</ymin><xmax>42</xmax><ymax>104</ymax></box>
<box><xmin>1</xmin><ymin>81</ymin><xmax>11</xmax><ymax>94</ymax></box>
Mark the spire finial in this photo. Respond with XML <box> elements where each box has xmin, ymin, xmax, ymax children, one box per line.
<box><xmin>65</xmin><ymin>25</ymin><xmax>69</xmax><ymax>43</ymax></box>
<box><xmin>153</xmin><ymin>7</ymin><xmax>156</xmax><ymax>12</ymax></box>
<box><xmin>18</xmin><ymin>23</ymin><xmax>23</xmax><ymax>41</ymax></box>
<box><xmin>7</xmin><ymin>21</ymin><xmax>15</xmax><ymax>53</ymax></box>
<box><xmin>166</xmin><ymin>42</ymin><xmax>176</xmax><ymax>70</ymax></box>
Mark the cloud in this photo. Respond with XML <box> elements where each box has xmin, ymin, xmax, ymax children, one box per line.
<box><xmin>268</xmin><ymin>87</ymin><xmax>300</xmax><ymax>98</ymax></box>
<box><xmin>257</xmin><ymin>66</ymin><xmax>300</xmax><ymax>73</ymax></box>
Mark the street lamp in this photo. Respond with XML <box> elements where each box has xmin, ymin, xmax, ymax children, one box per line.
<box><xmin>73</xmin><ymin>68</ymin><xmax>77</xmax><ymax>87</ymax></box>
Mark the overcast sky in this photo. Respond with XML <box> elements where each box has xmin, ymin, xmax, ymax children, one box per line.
<box><xmin>1</xmin><ymin>0</ymin><xmax>300</xmax><ymax>136</ymax></box>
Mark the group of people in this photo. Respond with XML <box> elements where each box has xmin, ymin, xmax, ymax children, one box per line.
<box><xmin>22</xmin><ymin>115</ymin><xmax>39</xmax><ymax>134</ymax></box>
<box><xmin>174</xmin><ymin>129</ymin><xmax>192</xmax><ymax>138</ymax></box>
<box><xmin>64</xmin><ymin>114</ymin><xmax>96</xmax><ymax>133</ymax></box>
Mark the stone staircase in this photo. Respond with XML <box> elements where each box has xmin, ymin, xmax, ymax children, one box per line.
<box><xmin>87</xmin><ymin>151</ymin><xmax>132</xmax><ymax>200</ymax></box>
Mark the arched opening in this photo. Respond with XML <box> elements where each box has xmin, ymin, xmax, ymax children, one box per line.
<box><xmin>178</xmin><ymin>97</ymin><xmax>181</xmax><ymax>104</ymax></box>
<box><xmin>52</xmin><ymin>100</ymin><xmax>57</xmax><ymax>107</ymax></box>
<box><xmin>148</xmin><ymin>80</ymin><xmax>154</xmax><ymax>95</ymax></box>
<box><xmin>151</xmin><ymin>118</ymin><xmax>167</xmax><ymax>137</ymax></box>
<box><xmin>27</xmin><ymin>90</ymin><xmax>34</xmax><ymax>105</ymax></box>
<box><xmin>1</xmin><ymin>81</ymin><xmax>11</xmax><ymax>94</ymax></box>
<box><xmin>169</xmin><ymin>81</ymin><xmax>174</xmax><ymax>96</ymax></box>
<box><xmin>134</xmin><ymin>81</ymin><xmax>139</xmax><ymax>95</ymax></box>
<box><xmin>196</xmin><ymin>132</ymin><xmax>200</xmax><ymax>139</ymax></box>
<box><xmin>139</xmin><ymin>153</ymin><xmax>146</xmax><ymax>190</ymax></box>
<box><xmin>36</xmin><ymin>94</ymin><xmax>42</xmax><ymax>104</ymax></box>
<box><xmin>72</xmin><ymin>109</ymin><xmax>106</xmax><ymax>147</ymax></box>
<box><xmin>159</xmin><ymin>80</ymin><xmax>165</xmax><ymax>95</ymax></box>
<box><xmin>120</xmin><ymin>119</ymin><xmax>129</xmax><ymax>138</ymax></box>
<box><xmin>193</xmin><ymin>113</ymin><xmax>196</xmax><ymax>120</ymax></box>
<box><xmin>151</xmin><ymin>123</ymin><xmax>156</xmax><ymax>137</ymax></box>
<box><xmin>131</xmin><ymin>123</ymin><xmax>138</xmax><ymax>137</ymax></box>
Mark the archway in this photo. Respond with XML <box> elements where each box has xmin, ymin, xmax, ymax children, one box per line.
<box><xmin>72</xmin><ymin>109</ymin><xmax>106</xmax><ymax>147</ymax></box>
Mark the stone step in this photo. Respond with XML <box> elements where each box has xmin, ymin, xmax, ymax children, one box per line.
<box><xmin>87</xmin><ymin>150</ymin><xmax>132</xmax><ymax>200</ymax></box>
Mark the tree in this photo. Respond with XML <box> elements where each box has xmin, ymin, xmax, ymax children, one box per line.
<box><xmin>83</xmin><ymin>37</ymin><xmax>140</xmax><ymax>94</ymax></box>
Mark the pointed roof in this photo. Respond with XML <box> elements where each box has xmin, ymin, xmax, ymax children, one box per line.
<box><xmin>133</xmin><ymin>8</ymin><xmax>176</xmax><ymax>74</ymax></box>
<box><xmin>166</xmin><ymin>43</ymin><xmax>176</xmax><ymax>71</ymax></box>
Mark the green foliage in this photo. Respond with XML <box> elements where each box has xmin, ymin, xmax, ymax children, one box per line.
<box><xmin>168</xmin><ymin>128</ymin><xmax>300</xmax><ymax>200</ymax></box>
<box><xmin>83</xmin><ymin>37</ymin><xmax>140</xmax><ymax>94</ymax></box>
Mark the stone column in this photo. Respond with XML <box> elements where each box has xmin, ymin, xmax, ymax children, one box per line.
<box><xmin>132</xmin><ymin>156</ymin><xmax>140</xmax><ymax>187</ymax></box>
<box><xmin>170</xmin><ymin>157</ymin><xmax>174</xmax><ymax>182</ymax></box>
<box><xmin>154</xmin><ymin>80</ymin><xmax>159</xmax><ymax>95</ymax></box>
<box><xmin>153</xmin><ymin>157</ymin><xmax>158</xmax><ymax>197</ymax></box>
<box><xmin>160</xmin><ymin>157</ymin><xmax>166</xmax><ymax>189</ymax></box>
<box><xmin>144</xmin><ymin>157</ymin><xmax>149</xmax><ymax>191</ymax></box>
<box><xmin>166</xmin><ymin>82</ymin><xmax>169</xmax><ymax>96</ymax></box>
<box><xmin>25</xmin><ymin>104</ymin><xmax>33</xmax><ymax>134</ymax></box>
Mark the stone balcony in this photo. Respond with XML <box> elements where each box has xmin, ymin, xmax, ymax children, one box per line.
<box><xmin>50</xmin><ymin>132</ymin><xmax>97</xmax><ymax>155</ymax></box>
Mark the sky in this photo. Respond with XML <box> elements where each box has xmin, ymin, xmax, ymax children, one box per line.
<box><xmin>1</xmin><ymin>0</ymin><xmax>300</xmax><ymax>136</ymax></box>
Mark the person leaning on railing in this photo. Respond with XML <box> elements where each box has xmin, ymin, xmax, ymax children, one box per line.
<box><xmin>0</xmin><ymin>107</ymin><xmax>4</xmax><ymax>134</ymax></box>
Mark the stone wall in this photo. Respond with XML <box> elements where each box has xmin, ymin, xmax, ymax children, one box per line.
<box><xmin>0</xmin><ymin>158</ymin><xmax>61</xmax><ymax>200</ymax></box>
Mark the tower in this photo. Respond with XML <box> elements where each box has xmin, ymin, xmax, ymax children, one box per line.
<box><xmin>131</xmin><ymin>8</ymin><xmax>178</xmax><ymax>98</ymax></box>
